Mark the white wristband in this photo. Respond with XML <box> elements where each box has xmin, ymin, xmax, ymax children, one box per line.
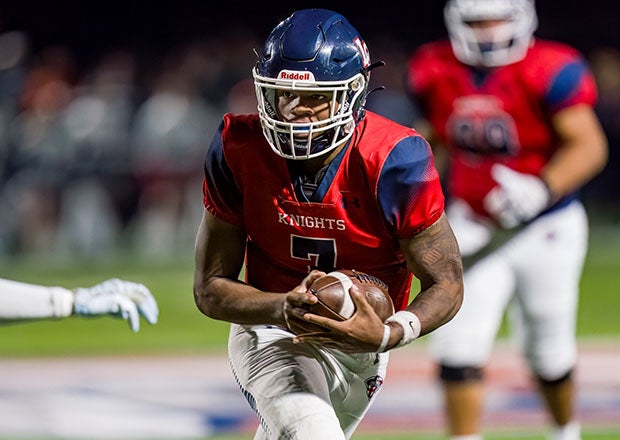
<box><xmin>376</xmin><ymin>324</ymin><xmax>391</xmax><ymax>353</ymax></box>
<box><xmin>51</xmin><ymin>287</ymin><xmax>74</xmax><ymax>318</ymax></box>
<box><xmin>385</xmin><ymin>310</ymin><xmax>421</xmax><ymax>348</ymax></box>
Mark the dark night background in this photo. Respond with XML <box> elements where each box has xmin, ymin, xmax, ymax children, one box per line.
<box><xmin>0</xmin><ymin>0</ymin><xmax>618</xmax><ymax>261</ymax></box>
<box><xmin>1</xmin><ymin>1</ymin><xmax>618</xmax><ymax>68</ymax></box>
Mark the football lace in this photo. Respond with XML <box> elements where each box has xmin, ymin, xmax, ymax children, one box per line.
<box><xmin>350</xmin><ymin>271</ymin><xmax>388</xmax><ymax>291</ymax></box>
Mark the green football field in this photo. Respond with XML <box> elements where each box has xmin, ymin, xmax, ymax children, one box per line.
<box><xmin>0</xmin><ymin>222</ymin><xmax>619</xmax><ymax>440</ymax></box>
<box><xmin>1</xmin><ymin>222</ymin><xmax>619</xmax><ymax>356</ymax></box>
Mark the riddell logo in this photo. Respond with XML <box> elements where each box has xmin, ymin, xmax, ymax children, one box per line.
<box><xmin>277</xmin><ymin>70</ymin><xmax>315</xmax><ymax>81</ymax></box>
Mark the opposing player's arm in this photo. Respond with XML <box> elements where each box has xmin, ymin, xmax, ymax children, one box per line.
<box><xmin>193</xmin><ymin>209</ymin><xmax>320</xmax><ymax>326</ymax></box>
<box><xmin>542</xmin><ymin>104</ymin><xmax>608</xmax><ymax>199</ymax></box>
<box><xmin>399</xmin><ymin>212</ymin><xmax>463</xmax><ymax>337</ymax></box>
<box><xmin>0</xmin><ymin>277</ymin><xmax>158</xmax><ymax>332</ymax></box>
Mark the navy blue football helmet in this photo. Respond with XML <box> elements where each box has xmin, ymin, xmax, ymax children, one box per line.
<box><xmin>253</xmin><ymin>9</ymin><xmax>372</xmax><ymax>160</ymax></box>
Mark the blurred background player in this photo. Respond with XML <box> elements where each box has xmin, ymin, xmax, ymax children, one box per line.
<box><xmin>0</xmin><ymin>277</ymin><xmax>159</xmax><ymax>332</ymax></box>
<box><xmin>404</xmin><ymin>0</ymin><xmax>608</xmax><ymax>439</ymax></box>
<box><xmin>194</xmin><ymin>8</ymin><xmax>463</xmax><ymax>440</ymax></box>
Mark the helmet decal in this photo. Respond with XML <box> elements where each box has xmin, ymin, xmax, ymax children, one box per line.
<box><xmin>353</xmin><ymin>37</ymin><xmax>371</xmax><ymax>68</ymax></box>
<box><xmin>277</xmin><ymin>70</ymin><xmax>316</xmax><ymax>81</ymax></box>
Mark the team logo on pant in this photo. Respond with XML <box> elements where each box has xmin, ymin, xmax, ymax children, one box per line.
<box><xmin>365</xmin><ymin>375</ymin><xmax>384</xmax><ymax>399</ymax></box>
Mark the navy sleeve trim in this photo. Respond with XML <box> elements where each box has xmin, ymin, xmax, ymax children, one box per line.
<box><xmin>377</xmin><ymin>135</ymin><xmax>434</xmax><ymax>229</ymax></box>
<box><xmin>204</xmin><ymin>121</ymin><xmax>242</xmax><ymax>210</ymax></box>
<box><xmin>546</xmin><ymin>61</ymin><xmax>587</xmax><ymax>107</ymax></box>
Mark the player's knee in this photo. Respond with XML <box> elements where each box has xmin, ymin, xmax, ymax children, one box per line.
<box><xmin>535</xmin><ymin>368</ymin><xmax>573</xmax><ymax>386</ymax></box>
<box><xmin>288</xmin><ymin>412</ymin><xmax>345</xmax><ymax>440</ymax></box>
<box><xmin>527</xmin><ymin>343</ymin><xmax>576</xmax><ymax>380</ymax></box>
<box><xmin>264</xmin><ymin>393</ymin><xmax>345</xmax><ymax>440</ymax></box>
<box><xmin>439</xmin><ymin>364</ymin><xmax>484</xmax><ymax>383</ymax></box>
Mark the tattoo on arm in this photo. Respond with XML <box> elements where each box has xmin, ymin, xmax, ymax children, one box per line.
<box><xmin>403</xmin><ymin>213</ymin><xmax>464</xmax><ymax>334</ymax></box>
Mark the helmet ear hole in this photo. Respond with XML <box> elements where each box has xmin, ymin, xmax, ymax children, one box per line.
<box><xmin>253</xmin><ymin>8</ymin><xmax>373</xmax><ymax>160</ymax></box>
<box><xmin>351</xmin><ymin>76</ymin><xmax>365</xmax><ymax>92</ymax></box>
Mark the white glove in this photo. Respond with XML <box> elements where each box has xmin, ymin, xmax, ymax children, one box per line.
<box><xmin>73</xmin><ymin>279</ymin><xmax>159</xmax><ymax>332</ymax></box>
<box><xmin>483</xmin><ymin>164</ymin><xmax>551</xmax><ymax>229</ymax></box>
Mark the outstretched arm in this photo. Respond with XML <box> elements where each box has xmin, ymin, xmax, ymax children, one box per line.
<box><xmin>0</xmin><ymin>277</ymin><xmax>159</xmax><ymax>332</ymax></box>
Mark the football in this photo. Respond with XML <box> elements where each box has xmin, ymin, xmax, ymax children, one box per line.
<box><xmin>306</xmin><ymin>269</ymin><xmax>394</xmax><ymax>322</ymax></box>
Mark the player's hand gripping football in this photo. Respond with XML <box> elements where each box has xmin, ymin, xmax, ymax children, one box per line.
<box><xmin>73</xmin><ymin>278</ymin><xmax>159</xmax><ymax>332</ymax></box>
<box><xmin>282</xmin><ymin>270</ymin><xmax>326</xmax><ymax>336</ymax></box>
<box><xmin>291</xmin><ymin>282</ymin><xmax>389</xmax><ymax>354</ymax></box>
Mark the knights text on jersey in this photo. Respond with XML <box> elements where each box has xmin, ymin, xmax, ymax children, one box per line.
<box><xmin>202</xmin><ymin>112</ymin><xmax>444</xmax><ymax>311</ymax></box>
<box><xmin>406</xmin><ymin>39</ymin><xmax>597</xmax><ymax>217</ymax></box>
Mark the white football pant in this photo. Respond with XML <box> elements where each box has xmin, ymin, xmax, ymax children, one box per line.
<box><xmin>430</xmin><ymin>199</ymin><xmax>588</xmax><ymax>379</ymax></box>
<box><xmin>228</xmin><ymin>323</ymin><xmax>389</xmax><ymax>439</ymax></box>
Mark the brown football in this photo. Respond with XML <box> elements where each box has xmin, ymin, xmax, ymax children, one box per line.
<box><xmin>306</xmin><ymin>269</ymin><xmax>394</xmax><ymax>322</ymax></box>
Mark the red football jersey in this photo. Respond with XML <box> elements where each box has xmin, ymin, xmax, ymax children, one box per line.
<box><xmin>203</xmin><ymin>111</ymin><xmax>444</xmax><ymax>311</ymax></box>
<box><xmin>406</xmin><ymin>38</ymin><xmax>597</xmax><ymax>217</ymax></box>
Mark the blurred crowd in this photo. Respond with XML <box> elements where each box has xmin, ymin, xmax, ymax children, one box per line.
<box><xmin>0</xmin><ymin>27</ymin><xmax>618</xmax><ymax>261</ymax></box>
<box><xmin>0</xmin><ymin>27</ymin><xmax>262</xmax><ymax>260</ymax></box>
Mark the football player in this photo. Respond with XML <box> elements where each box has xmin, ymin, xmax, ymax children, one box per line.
<box><xmin>0</xmin><ymin>277</ymin><xmax>159</xmax><ymax>332</ymax></box>
<box><xmin>193</xmin><ymin>8</ymin><xmax>464</xmax><ymax>439</ymax></box>
<box><xmin>404</xmin><ymin>1</ymin><xmax>608</xmax><ymax>439</ymax></box>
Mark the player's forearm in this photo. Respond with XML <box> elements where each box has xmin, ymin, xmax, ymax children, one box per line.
<box><xmin>400</xmin><ymin>213</ymin><xmax>464</xmax><ymax>336</ymax></box>
<box><xmin>0</xmin><ymin>278</ymin><xmax>74</xmax><ymax>320</ymax></box>
<box><xmin>193</xmin><ymin>209</ymin><xmax>279</xmax><ymax>324</ymax></box>
<box><xmin>543</xmin><ymin>139</ymin><xmax>608</xmax><ymax>199</ymax></box>
<box><xmin>193</xmin><ymin>276</ymin><xmax>287</xmax><ymax>326</ymax></box>
<box><xmin>381</xmin><ymin>276</ymin><xmax>462</xmax><ymax>351</ymax></box>
<box><xmin>406</xmin><ymin>279</ymin><xmax>463</xmax><ymax>336</ymax></box>
<box><xmin>544</xmin><ymin>105</ymin><xmax>608</xmax><ymax>198</ymax></box>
